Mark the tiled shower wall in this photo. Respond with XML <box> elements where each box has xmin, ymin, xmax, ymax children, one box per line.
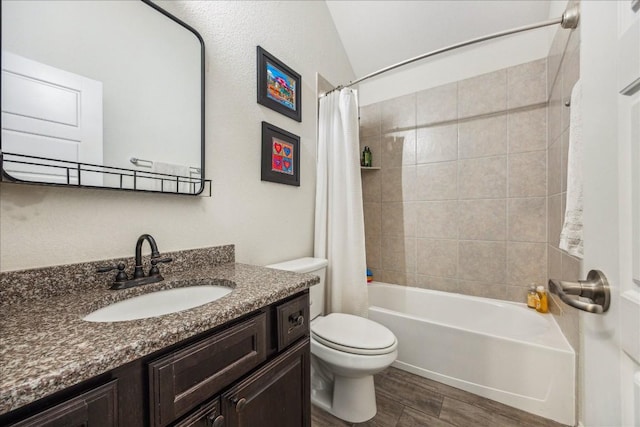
<box><xmin>546</xmin><ymin>2</ymin><xmax>581</xmax><ymax>366</ymax></box>
<box><xmin>359</xmin><ymin>58</ymin><xmax>548</xmax><ymax>303</ymax></box>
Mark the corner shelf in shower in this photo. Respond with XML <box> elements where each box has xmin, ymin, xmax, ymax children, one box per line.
<box><xmin>360</xmin><ymin>166</ymin><xmax>380</xmax><ymax>171</ymax></box>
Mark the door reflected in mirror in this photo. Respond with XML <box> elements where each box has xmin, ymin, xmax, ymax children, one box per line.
<box><xmin>1</xmin><ymin>0</ymin><xmax>205</xmax><ymax>195</ymax></box>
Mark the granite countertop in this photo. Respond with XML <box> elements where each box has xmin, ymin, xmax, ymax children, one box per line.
<box><xmin>0</xmin><ymin>261</ymin><xmax>319</xmax><ymax>415</ymax></box>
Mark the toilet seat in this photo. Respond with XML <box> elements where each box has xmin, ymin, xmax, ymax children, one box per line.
<box><xmin>311</xmin><ymin>313</ymin><xmax>397</xmax><ymax>355</ymax></box>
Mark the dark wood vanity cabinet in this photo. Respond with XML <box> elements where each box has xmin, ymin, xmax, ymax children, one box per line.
<box><xmin>1</xmin><ymin>291</ymin><xmax>310</xmax><ymax>427</ymax></box>
<box><xmin>9</xmin><ymin>381</ymin><xmax>118</xmax><ymax>427</ymax></box>
<box><xmin>149</xmin><ymin>312</ymin><xmax>268</xmax><ymax>426</ymax></box>
<box><xmin>154</xmin><ymin>291</ymin><xmax>310</xmax><ymax>427</ymax></box>
<box><xmin>180</xmin><ymin>337</ymin><xmax>310</xmax><ymax>427</ymax></box>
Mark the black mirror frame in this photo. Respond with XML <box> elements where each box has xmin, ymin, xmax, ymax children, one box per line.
<box><xmin>0</xmin><ymin>0</ymin><xmax>207</xmax><ymax>196</ymax></box>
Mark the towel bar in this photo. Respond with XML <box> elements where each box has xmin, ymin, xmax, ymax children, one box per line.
<box><xmin>130</xmin><ymin>157</ymin><xmax>201</xmax><ymax>174</ymax></box>
<box><xmin>548</xmin><ymin>270</ymin><xmax>610</xmax><ymax>314</ymax></box>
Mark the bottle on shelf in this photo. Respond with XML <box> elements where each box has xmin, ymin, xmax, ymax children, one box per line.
<box><xmin>362</xmin><ymin>146</ymin><xmax>372</xmax><ymax>167</ymax></box>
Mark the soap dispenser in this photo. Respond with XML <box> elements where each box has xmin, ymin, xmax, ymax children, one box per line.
<box><xmin>526</xmin><ymin>285</ymin><xmax>537</xmax><ymax>309</ymax></box>
<box><xmin>535</xmin><ymin>285</ymin><xmax>548</xmax><ymax>313</ymax></box>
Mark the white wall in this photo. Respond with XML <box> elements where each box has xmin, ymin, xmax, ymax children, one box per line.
<box><xmin>0</xmin><ymin>1</ymin><xmax>354</xmax><ymax>271</ymax></box>
<box><xmin>358</xmin><ymin>25</ymin><xmax>554</xmax><ymax>106</ymax></box>
<box><xmin>548</xmin><ymin>1</ymin><xmax>570</xmax><ymax>20</ymax></box>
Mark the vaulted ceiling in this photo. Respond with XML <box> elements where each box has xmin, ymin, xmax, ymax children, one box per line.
<box><xmin>325</xmin><ymin>1</ymin><xmax>554</xmax><ymax>79</ymax></box>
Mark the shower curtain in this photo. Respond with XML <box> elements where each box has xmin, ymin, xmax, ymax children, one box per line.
<box><xmin>314</xmin><ymin>88</ymin><xmax>368</xmax><ymax>317</ymax></box>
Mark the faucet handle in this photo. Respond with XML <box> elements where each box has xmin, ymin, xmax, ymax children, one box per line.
<box><xmin>96</xmin><ymin>263</ymin><xmax>129</xmax><ymax>282</ymax></box>
<box><xmin>149</xmin><ymin>257</ymin><xmax>172</xmax><ymax>277</ymax></box>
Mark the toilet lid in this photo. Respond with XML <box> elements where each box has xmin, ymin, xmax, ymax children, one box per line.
<box><xmin>311</xmin><ymin>313</ymin><xmax>397</xmax><ymax>355</ymax></box>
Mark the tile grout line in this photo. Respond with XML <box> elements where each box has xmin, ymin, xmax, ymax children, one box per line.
<box><xmin>455</xmin><ymin>80</ymin><xmax>461</xmax><ymax>289</ymax></box>
<box><xmin>505</xmin><ymin>67</ymin><xmax>512</xmax><ymax>299</ymax></box>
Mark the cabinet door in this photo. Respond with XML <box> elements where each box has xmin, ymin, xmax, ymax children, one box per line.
<box><xmin>222</xmin><ymin>338</ymin><xmax>310</xmax><ymax>427</ymax></box>
<box><xmin>11</xmin><ymin>381</ymin><xmax>117</xmax><ymax>427</ymax></box>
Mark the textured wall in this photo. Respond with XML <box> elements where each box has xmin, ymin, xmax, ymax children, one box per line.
<box><xmin>0</xmin><ymin>1</ymin><xmax>355</xmax><ymax>271</ymax></box>
<box><xmin>360</xmin><ymin>58</ymin><xmax>549</xmax><ymax>303</ymax></box>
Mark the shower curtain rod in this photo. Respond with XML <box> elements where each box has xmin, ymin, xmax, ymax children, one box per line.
<box><xmin>321</xmin><ymin>5</ymin><xmax>579</xmax><ymax>97</ymax></box>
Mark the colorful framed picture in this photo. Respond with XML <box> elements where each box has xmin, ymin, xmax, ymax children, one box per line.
<box><xmin>261</xmin><ymin>121</ymin><xmax>300</xmax><ymax>186</ymax></box>
<box><xmin>257</xmin><ymin>46</ymin><xmax>302</xmax><ymax>122</ymax></box>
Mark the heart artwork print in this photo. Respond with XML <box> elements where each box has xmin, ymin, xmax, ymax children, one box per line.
<box><xmin>272</xmin><ymin>138</ymin><xmax>294</xmax><ymax>175</ymax></box>
<box><xmin>261</xmin><ymin>121</ymin><xmax>299</xmax><ymax>186</ymax></box>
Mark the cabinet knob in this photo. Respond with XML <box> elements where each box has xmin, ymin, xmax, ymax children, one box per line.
<box><xmin>292</xmin><ymin>315</ymin><xmax>304</xmax><ymax>326</ymax></box>
<box><xmin>232</xmin><ymin>397</ymin><xmax>247</xmax><ymax>413</ymax></box>
<box><xmin>288</xmin><ymin>314</ymin><xmax>304</xmax><ymax>333</ymax></box>
<box><xmin>207</xmin><ymin>414</ymin><xmax>224</xmax><ymax>427</ymax></box>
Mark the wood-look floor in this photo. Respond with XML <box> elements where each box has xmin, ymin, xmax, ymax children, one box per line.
<box><xmin>311</xmin><ymin>367</ymin><xmax>569</xmax><ymax>427</ymax></box>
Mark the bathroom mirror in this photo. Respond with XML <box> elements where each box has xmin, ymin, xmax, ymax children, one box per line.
<box><xmin>0</xmin><ymin>0</ymin><xmax>206</xmax><ymax>195</ymax></box>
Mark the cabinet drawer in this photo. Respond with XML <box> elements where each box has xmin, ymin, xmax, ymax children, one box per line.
<box><xmin>149</xmin><ymin>313</ymin><xmax>267</xmax><ymax>427</ymax></box>
<box><xmin>276</xmin><ymin>293</ymin><xmax>309</xmax><ymax>351</ymax></box>
<box><xmin>12</xmin><ymin>380</ymin><xmax>118</xmax><ymax>427</ymax></box>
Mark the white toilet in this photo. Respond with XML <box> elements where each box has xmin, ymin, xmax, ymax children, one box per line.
<box><xmin>266</xmin><ymin>257</ymin><xmax>398</xmax><ymax>423</ymax></box>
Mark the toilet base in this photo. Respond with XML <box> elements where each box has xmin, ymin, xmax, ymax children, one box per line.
<box><xmin>333</xmin><ymin>375</ymin><xmax>377</xmax><ymax>423</ymax></box>
<box><xmin>311</xmin><ymin>370</ymin><xmax>377</xmax><ymax>423</ymax></box>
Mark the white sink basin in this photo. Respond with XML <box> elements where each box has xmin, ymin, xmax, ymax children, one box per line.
<box><xmin>83</xmin><ymin>285</ymin><xmax>232</xmax><ymax>322</ymax></box>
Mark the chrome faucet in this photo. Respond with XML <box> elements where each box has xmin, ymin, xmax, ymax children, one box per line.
<box><xmin>98</xmin><ymin>234</ymin><xmax>172</xmax><ymax>290</ymax></box>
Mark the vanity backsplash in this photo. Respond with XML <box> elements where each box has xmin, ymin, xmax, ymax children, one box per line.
<box><xmin>0</xmin><ymin>244</ymin><xmax>235</xmax><ymax>305</ymax></box>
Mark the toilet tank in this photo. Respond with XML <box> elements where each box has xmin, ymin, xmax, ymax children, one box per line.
<box><xmin>265</xmin><ymin>257</ymin><xmax>328</xmax><ymax>320</ymax></box>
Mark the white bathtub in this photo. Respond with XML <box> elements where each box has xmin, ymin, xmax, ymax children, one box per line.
<box><xmin>368</xmin><ymin>282</ymin><xmax>575</xmax><ymax>426</ymax></box>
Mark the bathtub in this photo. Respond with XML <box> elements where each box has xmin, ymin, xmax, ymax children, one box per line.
<box><xmin>368</xmin><ymin>282</ymin><xmax>575</xmax><ymax>426</ymax></box>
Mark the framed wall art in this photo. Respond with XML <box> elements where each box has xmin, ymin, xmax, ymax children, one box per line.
<box><xmin>261</xmin><ymin>121</ymin><xmax>300</xmax><ymax>186</ymax></box>
<box><xmin>257</xmin><ymin>46</ymin><xmax>302</xmax><ymax>122</ymax></box>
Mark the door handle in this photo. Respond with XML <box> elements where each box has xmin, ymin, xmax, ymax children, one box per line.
<box><xmin>548</xmin><ymin>270</ymin><xmax>611</xmax><ymax>314</ymax></box>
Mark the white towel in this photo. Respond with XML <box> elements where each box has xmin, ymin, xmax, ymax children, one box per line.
<box><xmin>559</xmin><ymin>80</ymin><xmax>583</xmax><ymax>259</ymax></box>
<box><xmin>152</xmin><ymin>161</ymin><xmax>192</xmax><ymax>193</ymax></box>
